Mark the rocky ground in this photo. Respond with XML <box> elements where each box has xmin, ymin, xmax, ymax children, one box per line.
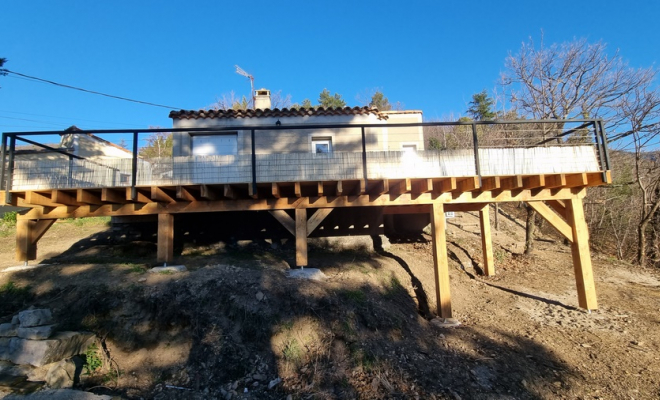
<box><xmin>0</xmin><ymin>207</ymin><xmax>659</xmax><ymax>399</ymax></box>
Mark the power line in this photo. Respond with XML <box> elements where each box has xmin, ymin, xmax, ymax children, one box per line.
<box><xmin>1</xmin><ymin>69</ymin><xmax>184</xmax><ymax>110</ymax></box>
<box><xmin>0</xmin><ymin>109</ymin><xmax>145</xmax><ymax>127</ymax></box>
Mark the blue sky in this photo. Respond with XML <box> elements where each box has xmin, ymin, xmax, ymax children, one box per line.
<box><xmin>1</xmin><ymin>0</ymin><xmax>659</xmax><ymax>141</ymax></box>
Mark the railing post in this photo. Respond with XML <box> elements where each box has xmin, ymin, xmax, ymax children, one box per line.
<box><xmin>5</xmin><ymin>135</ymin><xmax>16</xmax><ymax>204</ymax></box>
<box><xmin>0</xmin><ymin>133</ymin><xmax>7</xmax><ymax>195</ymax></box>
<box><xmin>471</xmin><ymin>123</ymin><xmax>482</xmax><ymax>186</ymax></box>
<box><xmin>251</xmin><ymin>129</ymin><xmax>257</xmax><ymax>195</ymax></box>
<box><xmin>67</xmin><ymin>155</ymin><xmax>74</xmax><ymax>188</ymax></box>
<box><xmin>598</xmin><ymin>120</ymin><xmax>611</xmax><ymax>174</ymax></box>
<box><xmin>361</xmin><ymin>126</ymin><xmax>368</xmax><ymax>184</ymax></box>
<box><xmin>131</xmin><ymin>131</ymin><xmax>138</xmax><ymax>201</ymax></box>
<box><xmin>591</xmin><ymin>121</ymin><xmax>607</xmax><ymax>182</ymax></box>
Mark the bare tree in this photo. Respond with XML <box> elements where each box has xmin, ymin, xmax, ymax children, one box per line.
<box><xmin>501</xmin><ymin>35</ymin><xmax>657</xmax><ymax>256</ymax></box>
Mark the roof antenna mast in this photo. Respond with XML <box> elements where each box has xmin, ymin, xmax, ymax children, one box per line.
<box><xmin>235</xmin><ymin>65</ymin><xmax>255</xmax><ymax>109</ymax></box>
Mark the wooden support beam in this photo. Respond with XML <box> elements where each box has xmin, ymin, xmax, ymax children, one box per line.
<box><xmin>101</xmin><ymin>188</ymin><xmax>128</xmax><ymax>204</ymax></box>
<box><xmin>295</xmin><ymin>208</ymin><xmax>308</xmax><ymax>267</ymax></box>
<box><xmin>307</xmin><ymin>208</ymin><xmax>333</xmax><ymax>236</ymax></box>
<box><xmin>271</xmin><ymin>183</ymin><xmax>281</xmax><ymax>199</ymax></box>
<box><xmin>523</xmin><ymin>175</ymin><xmax>545</xmax><ymax>189</ymax></box>
<box><xmin>317</xmin><ymin>182</ymin><xmax>324</xmax><ymax>197</ymax></box>
<box><xmin>269</xmin><ymin>210</ymin><xmax>295</xmax><ymax>236</ymax></box>
<box><xmin>500</xmin><ymin>176</ymin><xmax>523</xmax><ymax>190</ymax></box>
<box><xmin>412</xmin><ymin>179</ymin><xmax>433</xmax><ymax>194</ymax></box>
<box><xmin>76</xmin><ymin>189</ymin><xmax>102</xmax><ymax>205</ymax></box>
<box><xmin>176</xmin><ymin>186</ymin><xmax>197</xmax><ymax>202</ymax></box>
<box><xmin>126</xmin><ymin>187</ymin><xmax>151</xmax><ymax>203</ymax></box>
<box><xmin>157</xmin><ymin>213</ymin><xmax>174</xmax><ymax>264</ymax></box>
<box><xmin>223</xmin><ymin>185</ymin><xmax>236</xmax><ymax>200</ymax></box>
<box><xmin>294</xmin><ymin>182</ymin><xmax>302</xmax><ymax>198</ymax></box>
<box><xmin>336</xmin><ymin>181</ymin><xmax>344</xmax><ymax>196</ymax></box>
<box><xmin>456</xmin><ymin>177</ymin><xmax>479</xmax><ymax>192</ymax></box>
<box><xmin>151</xmin><ymin>186</ymin><xmax>176</xmax><ymax>203</ymax></box>
<box><xmin>369</xmin><ymin>179</ymin><xmax>389</xmax><ymax>195</ymax></box>
<box><xmin>479</xmin><ymin>204</ymin><xmax>495</xmax><ymax>276</ymax></box>
<box><xmin>545</xmin><ymin>174</ymin><xmax>566</xmax><ymax>189</ymax></box>
<box><xmin>566</xmin><ymin>197</ymin><xmax>598</xmax><ymax>310</ymax></box>
<box><xmin>480</xmin><ymin>176</ymin><xmax>500</xmax><ymax>191</ymax></box>
<box><xmin>437</xmin><ymin>177</ymin><xmax>457</xmax><ymax>193</ymax></box>
<box><xmin>24</xmin><ymin>191</ymin><xmax>58</xmax><ymax>207</ymax></box>
<box><xmin>444</xmin><ymin>203</ymin><xmax>488</xmax><ymax>212</ymax></box>
<box><xmin>430</xmin><ymin>202</ymin><xmax>452</xmax><ymax>318</ymax></box>
<box><xmin>248</xmin><ymin>183</ymin><xmax>258</xmax><ymax>199</ymax></box>
<box><xmin>16</xmin><ymin>219</ymin><xmax>56</xmax><ymax>261</ymax></box>
<box><xmin>51</xmin><ymin>190</ymin><xmax>81</xmax><ymax>206</ymax></box>
<box><xmin>527</xmin><ymin>201</ymin><xmax>573</xmax><ymax>242</ymax></box>
<box><xmin>390</xmin><ymin>179</ymin><xmax>411</xmax><ymax>195</ymax></box>
<box><xmin>200</xmin><ymin>185</ymin><xmax>218</xmax><ymax>200</ymax></box>
<box><xmin>565</xmin><ymin>173</ymin><xmax>588</xmax><ymax>188</ymax></box>
<box><xmin>383</xmin><ymin>205</ymin><xmax>431</xmax><ymax>214</ymax></box>
<box><xmin>358</xmin><ymin>179</ymin><xmax>367</xmax><ymax>195</ymax></box>
<box><xmin>546</xmin><ymin>199</ymin><xmax>568</xmax><ymax>220</ymax></box>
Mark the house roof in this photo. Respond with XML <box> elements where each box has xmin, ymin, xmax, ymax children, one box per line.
<box><xmin>169</xmin><ymin>106</ymin><xmax>388</xmax><ymax>120</ymax></box>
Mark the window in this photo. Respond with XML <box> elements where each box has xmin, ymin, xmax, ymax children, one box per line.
<box><xmin>312</xmin><ymin>138</ymin><xmax>332</xmax><ymax>153</ymax></box>
<box><xmin>192</xmin><ymin>133</ymin><xmax>238</xmax><ymax>156</ymax></box>
<box><xmin>402</xmin><ymin>144</ymin><xmax>417</xmax><ymax>153</ymax></box>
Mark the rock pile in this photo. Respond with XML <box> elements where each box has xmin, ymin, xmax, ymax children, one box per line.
<box><xmin>0</xmin><ymin>308</ymin><xmax>96</xmax><ymax>395</ymax></box>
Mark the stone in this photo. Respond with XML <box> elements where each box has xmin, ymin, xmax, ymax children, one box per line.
<box><xmin>18</xmin><ymin>309</ymin><xmax>53</xmax><ymax>328</ymax></box>
<box><xmin>286</xmin><ymin>268</ymin><xmax>327</xmax><ymax>281</ymax></box>
<box><xmin>0</xmin><ymin>323</ymin><xmax>18</xmax><ymax>337</ymax></box>
<box><xmin>4</xmin><ymin>389</ymin><xmax>112</xmax><ymax>399</ymax></box>
<box><xmin>252</xmin><ymin>374</ymin><xmax>265</xmax><ymax>381</ymax></box>
<box><xmin>1</xmin><ymin>332</ymin><xmax>95</xmax><ymax>367</ymax></box>
<box><xmin>430</xmin><ymin>318</ymin><xmax>461</xmax><ymax>328</ymax></box>
<box><xmin>45</xmin><ymin>359</ymin><xmax>77</xmax><ymax>389</ymax></box>
<box><xmin>11</xmin><ymin>315</ymin><xmax>19</xmax><ymax>325</ymax></box>
<box><xmin>148</xmin><ymin>265</ymin><xmax>187</xmax><ymax>274</ymax></box>
<box><xmin>256</xmin><ymin>292</ymin><xmax>265</xmax><ymax>301</ymax></box>
<box><xmin>18</xmin><ymin>325</ymin><xmax>56</xmax><ymax>340</ymax></box>
<box><xmin>0</xmin><ymin>337</ymin><xmax>10</xmax><ymax>358</ymax></box>
<box><xmin>268</xmin><ymin>377</ymin><xmax>282</xmax><ymax>389</ymax></box>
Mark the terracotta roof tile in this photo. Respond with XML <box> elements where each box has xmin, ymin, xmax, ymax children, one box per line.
<box><xmin>169</xmin><ymin>106</ymin><xmax>388</xmax><ymax>120</ymax></box>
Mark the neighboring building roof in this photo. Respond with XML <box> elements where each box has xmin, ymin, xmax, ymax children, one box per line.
<box><xmin>169</xmin><ymin>106</ymin><xmax>388</xmax><ymax>120</ymax></box>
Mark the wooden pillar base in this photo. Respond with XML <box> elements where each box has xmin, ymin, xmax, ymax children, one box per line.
<box><xmin>566</xmin><ymin>197</ymin><xmax>598</xmax><ymax>310</ymax></box>
<box><xmin>16</xmin><ymin>219</ymin><xmax>56</xmax><ymax>262</ymax></box>
<box><xmin>430</xmin><ymin>202</ymin><xmax>452</xmax><ymax>318</ymax></box>
<box><xmin>157</xmin><ymin>213</ymin><xmax>174</xmax><ymax>264</ymax></box>
<box><xmin>295</xmin><ymin>208</ymin><xmax>308</xmax><ymax>267</ymax></box>
<box><xmin>479</xmin><ymin>204</ymin><xmax>495</xmax><ymax>276</ymax></box>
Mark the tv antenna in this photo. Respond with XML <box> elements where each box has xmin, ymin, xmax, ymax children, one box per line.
<box><xmin>235</xmin><ymin>65</ymin><xmax>255</xmax><ymax>108</ymax></box>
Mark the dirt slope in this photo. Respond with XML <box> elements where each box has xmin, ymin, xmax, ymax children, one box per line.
<box><xmin>0</xmin><ymin>210</ymin><xmax>659</xmax><ymax>399</ymax></box>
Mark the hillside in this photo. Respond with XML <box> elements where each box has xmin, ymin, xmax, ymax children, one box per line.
<box><xmin>1</xmin><ymin>208</ymin><xmax>659</xmax><ymax>399</ymax></box>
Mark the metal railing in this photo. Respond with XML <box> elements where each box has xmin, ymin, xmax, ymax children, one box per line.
<box><xmin>1</xmin><ymin>119</ymin><xmax>610</xmax><ymax>204</ymax></box>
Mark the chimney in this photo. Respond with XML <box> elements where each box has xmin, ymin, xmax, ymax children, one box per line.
<box><xmin>254</xmin><ymin>88</ymin><xmax>271</xmax><ymax>109</ymax></box>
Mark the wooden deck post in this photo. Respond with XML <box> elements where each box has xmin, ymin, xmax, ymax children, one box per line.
<box><xmin>479</xmin><ymin>204</ymin><xmax>495</xmax><ymax>276</ymax></box>
<box><xmin>157</xmin><ymin>213</ymin><xmax>174</xmax><ymax>264</ymax></box>
<box><xmin>430</xmin><ymin>202</ymin><xmax>452</xmax><ymax>318</ymax></box>
<box><xmin>295</xmin><ymin>208</ymin><xmax>308</xmax><ymax>267</ymax></box>
<box><xmin>16</xmin><ymin>219</ymin><xmax>56</xmax><ymax>262</ymax></box>
<box><xmin>566</xmin><ymin>197</ymin><xmax>598</xmax><ymax>310</ymax></box>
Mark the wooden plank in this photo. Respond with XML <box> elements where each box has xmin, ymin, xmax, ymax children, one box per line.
<box><xmin>358</xmin><ymin>179</ymin><xmax>367</xmax><ymax>195</ymax></box>
<box><xmin>565</xmin><ymin>173</ymin><xmax>588</xmax><ymax>188</ymax></box>
<box><xmin>248</xmin><ymin>183</ymin><xmax>258</xmax><ymax>199</ymax></box>
<box><xmin>51</xmin><ymin>190</ymin><xmax>82</xmax><ymax>206</ymax></box>
<box><xmin>76</xmin><ymin>189</ymin><xmax>102</xmax><ymax>205</ymax></box>
<box><xmin>586</xmin><ymin>172</ymin><xmax>612</xmax><ymax>186</ymax></box>
<box><xmin>15</xmin><ymin>219</ymin><xmax>55</xmax><ymax>262</ymax></box>
<box><xmin>456</xmin><ymin>177</ymin><xmax>479</xmax><ymax>192</ymax></box>
<box><xmin>151</xmin><ymin>186</ymin><xmax>176</xmax><ymax>203</ymax></box>
<box><xmin>126</xmin><ymin>187</ymin><xmax>151</xmax><ymax>204</ymax></box>
<box><xmin>223</xmin><ymin>185</ymin><xmax>236</xmax><ymax>200</ymax></box>
<box><xmin>317</xmin><ymin>182</ymin><xmax>324</xmax><ymax>197</ymax></box>
<box><xmin>445</xmin><ymin>203</ymin><xmax>489</xmax><ymax>212</ymax></box>
<box><xmin>294</xmin><ymin>182</ymin><xmax>302</xmax><ymax>198</ymax></box>
<box><xmin>544</xmin><ymin>174</ymin><xmax>566</xmax><ymax>189</ymax></box>
<box><xmin>307</xmin><ymin>208</ymin><xmax>333</xmax><ymax>236</ymax></box>
<box><xmin>200</xmin><ymin>185</ymin><xmax>218</xmax><ymax>200</ymax></box>
<box><xmin>500</xmin><ymin>176</ymin><xmax>523</xmax><ymax>190</ymax></box>
<box><xmin>271</xmin><ymin>183</ymin><xmax>281</xmax><ymax>199</ymax></box>
<box><xmin>157</xmin><ymin>213</ymin><xmax>174</xmax><ymax>264</ymax></box>
<box><xmin>480</xmin><ymin>176</ymin><xmax>500</xmax><ymax>191</ymax></box>
<box><xmin>430</xmin><ymin>202</ymin><xmax>452</xmax><ymax>318</ymax></box>
<box><xmin>523</xmin><ymin>175</ymin><xmax>545</xmax><ymax>189</ymax></box>
<box><xmin>479</xmin><ymin>204</ymin><xmax>495</xmax><ymax>276</ymax></box>
<box><xmin>24</xmin><ymin>191</ymin><xmax>58</xmax><ymax>207</ymax></box>
<box><xmin>295</xmin><ymin>208</ymin><xmax>308</xmax><ymax>267</ymax></box>
<box><xmin>527</xmin><ymin>201</ymin><xmax>573</xmax><ymax>242</ymax></box>
<box><xmin>566</xmin><ymin>197</ymin><xmax>598</xmax><ymax>310</ymax></box>
<box><xmin>101</xmin><ymin>188</ymin><xmax>128</xmax><ymax>204</ymax></box>
<box><xmin>176</xmin><ymin>186</ymin><xmax>197</xmax><ymax>202</ymax></box>
<box><xmin>546</xmin><ymin>199</ymin><xmax>568</xmax><ymax>220</ymax></box>
<box><xmin>412</xmin><ymin>178</ymin><xmax>433</xmax><ymax>194</ymax></box>
<box><xmin>336</xmin><ymin>181</ymin><xmax>344</xmax><ymax>196</ymax></box>
<box><xmin>390</xmin><ymin>179</ymin><xmax>411</xmax><ymax>195</ymax></box>
<box><xmin>269</xmin><ymin>210</ymin><xmax>295</xmax><ymax>236</ymax></box>
<box><xmin>438</xmin><ymin>177</ymin><xmax>457</xmax><ymax>193</ymax></box>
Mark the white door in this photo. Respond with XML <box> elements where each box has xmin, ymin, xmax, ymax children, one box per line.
<box><xmin>192</xmin><ymin>134</ymin><xmax>237</xmax><ymax>156</ymax></box>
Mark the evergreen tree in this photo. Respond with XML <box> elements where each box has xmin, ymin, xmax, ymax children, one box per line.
<box><xmin>467</xmin><ymin>90</ymin><xmax>495</xmax><ymax>120</ymax></box>
<box><xmin>369</xmin><ymin>91</ymin><xmax>392</xmax><ymax>111</ymax></box>
<box><xmin>318</xmin><ymin>89</ymin><xmax>346</xmax><ymax>108</ymax></box>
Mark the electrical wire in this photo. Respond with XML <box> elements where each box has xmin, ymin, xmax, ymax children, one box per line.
<box><xmin>0</xmin><ymin>109</ymin><xmax>145</xmax><ymax>127</ymax></box>
<box><xmin>1</xmin><ymin>69</ymin><xmax>184</xmax><ymax>110</ymax></box>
